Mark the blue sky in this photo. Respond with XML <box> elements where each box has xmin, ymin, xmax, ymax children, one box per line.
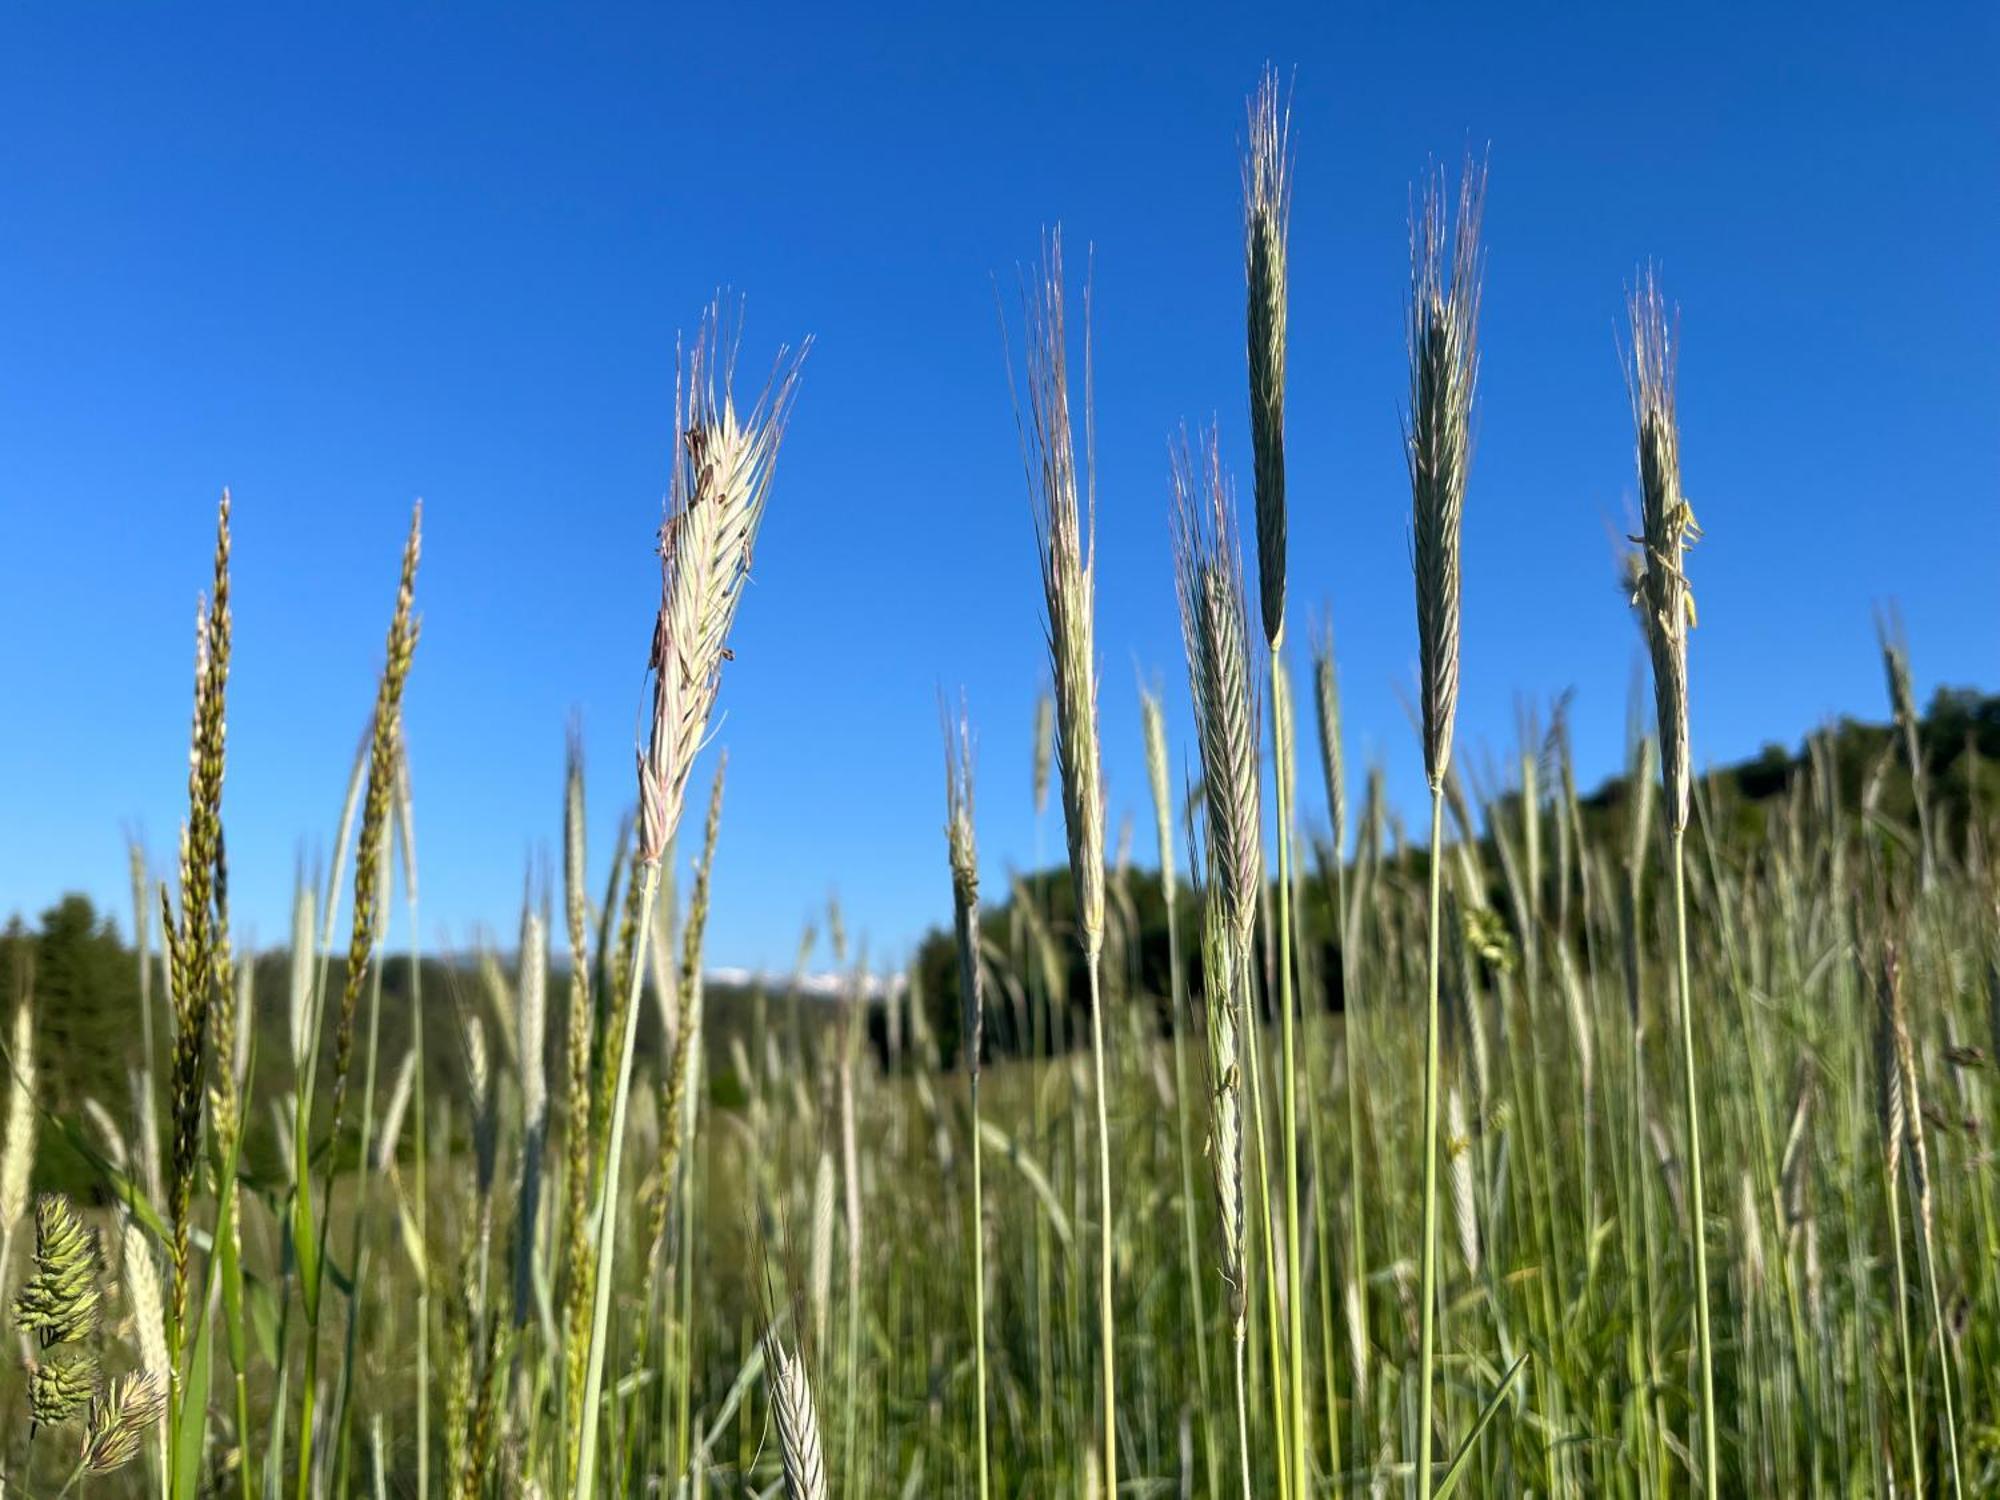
<box><xmin>2</xmin><ymin>4</ymin><xmax>1994</xmax><ymax>972</ymax></box>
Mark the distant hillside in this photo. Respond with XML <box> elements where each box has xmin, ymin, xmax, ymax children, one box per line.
<box><xmin>904</xmin><ymin>685</ymin><xmax>1997</xmax><ymax>1062</ymax></box>
<box><xmin>2</xmin><ymin>687</ymin><xmax>1991</xmax><ymax>1196</ymax></box>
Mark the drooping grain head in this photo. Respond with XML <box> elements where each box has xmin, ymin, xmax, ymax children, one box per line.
<box><xmin>1244</xmin><ymin>64</ymin><xmax>1292</xmax><ymax>647</ymax></box>
<box><xmin>763</xmin><ymin>1331</ymin><xmax>829</xmax><ymax>1500</ymax></box>
<box><xmin>1139</xmin><ymin>685</ymin><xmax>1175</xmax><ymax>903</ymax></box>
<box><xmin>1011</xmin><ymin>233</ymin><xmax>1106</xmax><ymax>961</ymax></box>
<box><xmin>942</xmin><ymin>696</ymin><xmax>985</xmax><ymax>1073</ymax></box>
<box><xmin>1171</xmin><ymin>427</ymin><xmax>1263</xmax><ymax>951</ymax></box>
<box><xmin>1407</xmin><ymin>162</ymin><xmax>1485</xmax><ymax>790</ymax></box>
<box><xmin>1310</xmin><ymin>618</ymin><xmax>1348</xmax><ymax>862</ymax></box>
<box><xmin>1627</xmin><ymin>269</ymin><xmax>1699</xmax><ymax>835</ymax></box>
<box><xmin>638</xmin><ymin>310</ymin><xmax>807</xmax><ymax>867</ymax></box>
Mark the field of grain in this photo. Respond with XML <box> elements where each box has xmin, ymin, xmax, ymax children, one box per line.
<box><xmin>1</xmin><ymin>67</ymin><xmax>1993</xmax><ymax>1500</ymax></box>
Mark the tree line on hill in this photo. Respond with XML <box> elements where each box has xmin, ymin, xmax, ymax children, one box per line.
<box><xmin>4</xmin><ymin>687</ymin><xmax>1992</xmax><ymax>1195</ymax></box>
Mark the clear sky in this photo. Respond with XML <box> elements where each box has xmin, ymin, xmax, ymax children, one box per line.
<box><xmin>2</xmin><ymin>4</ymin><xmax>1994</xmax><ymax>973</ymax></box>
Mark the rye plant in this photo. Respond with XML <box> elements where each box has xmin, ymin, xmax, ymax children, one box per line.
<box><xmin>941</xmin><ymin>695</ymin><xmax>991</xmax><ymax>1500</ymax></box>
<box><xmin>1626</xmin><ymin>269</ymin><xmax>1717</xmax><ymax>1499</ymax></box>
<box><xmin>1407</xmin><ymin>160</ymin><xmax>1484</xmax><ymax>1496</ymax></box>
<box><xmin>571</xmin><ymin>307</ymin><xmax>805</xmax><ymax>1500</ymax></box>
<box><xmin>1007</xmin><ymin>231</ymin><xmax>1117</xmax><ymax>1493</ymax></box>
<box><xmin>1170</xmin><ymin>424</ymin><xmax>1261</xmax><ymax>1498</ymax></box>
<box><xmin>1242</xmin><ymin>67</ymin><xmax>1308</xmax><ymax>1499</ymax></box>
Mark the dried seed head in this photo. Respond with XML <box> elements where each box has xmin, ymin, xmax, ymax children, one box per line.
<box><xmin>1011</xmin><ymin>233</ymin><xmax>1105</xmax><ymax>960</ymax></box>
<box><xmin>941</xmin><ymin>696</ymin><xmax>985</xmax><ymax>1073</ymax></box>
<box><xmin>83</xmin><ymin>1369</ymin><xmax>167</xmax><ymax>1474</ymax></box>
<box><xmin>1172</xmin><ymin>427</ymin><xmax>1263</xmax><ymax>950</ymax></box>
<box><xmin>1408</xmin><ymin>162</ymin><xmax>1485</xmax><ymax>789</ymax></box>
<box><xmin>1244</xmin><ymin>64</ymin><xmax>1293</xmax><ymax>646</ymax></box>
<box><xmin>1627</xmin><ymin>269</ymin><xmax>1699</xmax><ymax>834</ymax></box>
<box><xmin>638</xmin><ymin>306</ymin><xmax>808</xmax><ymax>867</ymax></box>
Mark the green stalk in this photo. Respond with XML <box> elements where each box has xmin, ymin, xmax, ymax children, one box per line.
<box><xmin>1669</xmin><ymin>830</ymin><xmax>1718</xmax><ymax>1499</ymax></box>
<box><xmin>330</xmin><ymin>917</ymin><xmax>390</xmax><ymax>1493</ymax></box>
<box><xmin>1912</xmin><ymin>1162</ymin><xmax>1965</xmax><ymax>1497</ymax></box>
<box><xmin>1417</xmin><ymin>787</ymin><xmax>1446</xmax><ymax>1497</ymax></box>
<box><xmin>1165</xmin><ymin>889</ymin><xmax>1214</xmax><ymax>1449</ymax></box>
<box><xmin>1884</xmin><ymin>1146</ymin><xmax>1923</xmax><ymax>1496</ymax></box>
<box><xmin>1271</xmin><ymin>653</ymin><xmax>1305</xmax><ymax>1500</ymax></box>
<box><xmin>970</xmin><ymin>1065</ymin><xmax>990</xmax><ymax>1500</ymax></box>
<box><xmin>571</xmin><ymin>862</ymin><xmax>660</xmax><ymax>1500</ymax></box>
<box><xmin>409</xmin><ymin>914</ymin><xmax>429</xmax><ymax>1500</ymax></box>
<box><xmin>1240</xmin><ymin>957</ymin><xmax>1289</xmax><ymax>1499</ymax></box>
<box><xmin>1086</xmin><ymin>956</ymin><xmax>1116</xmax><ymax>1495</ymax></box>
<box><xmin>1233</xmin><ymin>1322</ymin><xmax>1253</xmax><ymax>1500</ymax></box>
<box><xmin>1336</xmin><ymin>853</ymin><xmax>1369</xmax><ymax>1468</ymax></box>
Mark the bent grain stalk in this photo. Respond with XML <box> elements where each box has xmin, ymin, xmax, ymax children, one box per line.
<box><xmin>572</xmin><ymin>308</ymin><xmax>804</xmax><ymax>1500</ymax></box>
